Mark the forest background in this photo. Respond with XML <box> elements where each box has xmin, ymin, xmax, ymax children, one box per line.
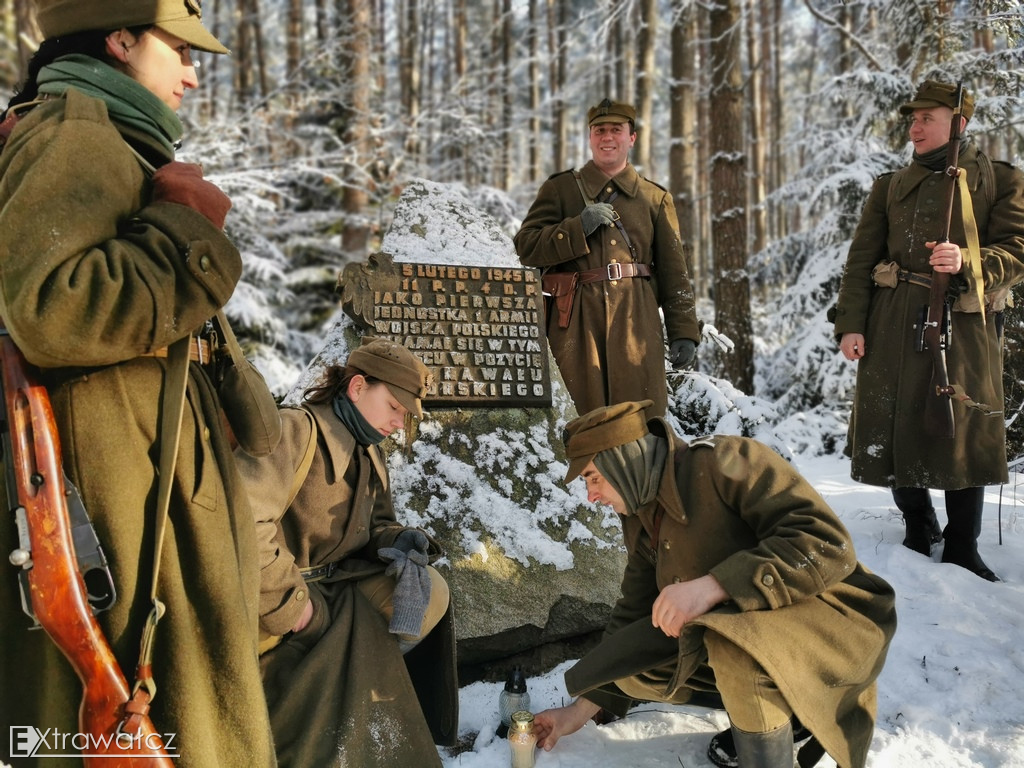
<box><xmin>3</xmin><ymin>0</ymin><xmax>1024</xmax><ymax>461</ymax></box>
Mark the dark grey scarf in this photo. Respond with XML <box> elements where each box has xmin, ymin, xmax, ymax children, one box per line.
<box><xmin>594</xmin><ymin>433</ymin><xmax>668</xmax><ymax>515</ymax></box>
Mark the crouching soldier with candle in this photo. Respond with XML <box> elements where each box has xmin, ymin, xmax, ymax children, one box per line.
<box><xmin>534</xmin><ymin>401</ymin><xmax>896</xmax><ymax>768</ymax></box>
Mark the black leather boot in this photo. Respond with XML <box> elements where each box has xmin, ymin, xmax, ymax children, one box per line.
<box><xmin>941</xmin><ymin>487</ymin><xmax>1000</xmax><ymax>582</ymax></box>
<box><xmin>731</xmin><ymin>720</ymin><xmax>795</xmax><ymax>768</ymax></box>
<box><xmin>892</xmin><ymin>487</ymin><xmax>942</xmax><ymax>555</ymax></box>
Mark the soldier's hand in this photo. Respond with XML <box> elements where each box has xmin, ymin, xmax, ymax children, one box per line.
<box><xmin>152</xmin><ymin>161</ymin><xmax>232</xmax><ymax>229</ymax></box>
<box><xmin>669</xmin><ymin>338</ymin><xmax>697</xmax><ymax>370</ymax></box>
<box><xmin>580</xmin><ymin>203</ymin><xmax>616</xmax><ymax>235</ymax></box>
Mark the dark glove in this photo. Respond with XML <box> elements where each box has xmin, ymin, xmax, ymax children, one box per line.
<box><xmin>377</xmin><ymin>544</ymin><xmax>431</xmax><ymax>636</ymax></box>
<box><xmin>151</xmin><ymin>161</ymin><xmax>232</xmax><ymax>229</ymax></box>
<box><xmin>580</xmin><ymin>202</ymin><xmax>616</xmax><ymax>235</ymax></box>
<box><xmin>670</xmin><ymin>338</ymin><xmax>697</xmax><ymax>370</ymax></box>
<box><xmin>393</xmin><ymin>529</ymin><xmax>429</xmax><ymax>556</ymax></box>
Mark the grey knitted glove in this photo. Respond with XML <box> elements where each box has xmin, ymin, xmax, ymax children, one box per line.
<box><xmin>393</xmin><ymin>529</ymin><xmax>429</xmax><ymax>556</ymax></box>
<box><xmin>377</xmin><ymin>544</ymin><xmax>431</xmax><ymax>636</ymax></box>
<box><xmin>670</xmin><ymin>338</ymin><xmax>697</xmax><ymax>370</ymax></box>
<box><xmin>580</xmin><ymin>203</ymin><xmax>616</xmax><ymax>235</ymax></box>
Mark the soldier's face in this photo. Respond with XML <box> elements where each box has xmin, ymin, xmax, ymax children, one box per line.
<box><xmin>589</xmin><ymin>122</ymin><xmax>635</xmax><ymax>175</ymax></box>
<box><xmin>347</xmin><ymin>377</ymin><xmax>409</xmax><ymax>436</ymax></box>
<box><xmin>908</xmin><ymin>106</ymin><xmax>963</xmax><ymax>155</ymax></box>
<box><xmin>580</xmin><ymin>461</ymin><xmax>626</xmax><ymax>515</ymax></box>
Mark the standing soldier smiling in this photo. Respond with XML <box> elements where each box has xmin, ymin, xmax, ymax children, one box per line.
<box><xmin>514</xmin><ymin>99</ymin><xmax>701</xmax><ymax>418</ymax></box>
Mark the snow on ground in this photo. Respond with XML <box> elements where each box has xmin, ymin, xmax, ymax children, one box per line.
<box><xmin>440</xmin><ymin>454</ymin><xmax>1024</xmax><ymax>768</ymax></box>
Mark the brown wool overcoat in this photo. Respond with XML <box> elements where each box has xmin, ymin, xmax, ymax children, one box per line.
<box><xmin>0</xmin><ymin>90</ymin><xmax>275</xmax><ymax>766</ymax></box>
<box><xmin>515</xmin><ymin>160</ymin><xmax>700</xmax><ymax>416</ymax></box>
<box><xmin>834</xmin><ymin>143</ymin><xmax>1024</xmax><ymax>489</ymax></box>
<box><xmin>233</xmin><ymin>403</ymin><xmax>458</xmax><ymax>767</ymax></box>
<box><xmin>565</xmin><ymin>425</ymin><xmax>896</xmax><ymax>768</ymax></box>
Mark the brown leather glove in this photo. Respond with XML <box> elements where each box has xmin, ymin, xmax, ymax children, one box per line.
<box><xmin>151</xmin><ymin>161</ymin><xmax>231</xmax><ymax>229</ymax></box>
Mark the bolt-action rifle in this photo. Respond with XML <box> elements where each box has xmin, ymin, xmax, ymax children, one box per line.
<box><xmin>2</xmin><ymin>328</ymin><xmax>174</xmax><ymax>765</ymax></box>
<box><xmin>914</xmin><ymin>82</ymin><xmax>965</xmax><ymax>439</ymax></box>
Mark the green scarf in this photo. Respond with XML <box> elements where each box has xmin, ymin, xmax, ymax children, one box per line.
<box><xmin>37</xmin><ymin>54</ymin><xmax>183</xmax><ymax>155</ymax></box>
<box><xmin>594</xmin><ymin>433</ymin><xmax>668</xmax><ymax>516</ymax></box>
<box><xmin>332</xmin><ymin>393</ymin><xmax>387</xmax><ymax>446</ymax></box>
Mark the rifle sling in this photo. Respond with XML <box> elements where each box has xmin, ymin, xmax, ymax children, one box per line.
<box><xmin>125</xmin><ymin>335</ymin><xmax>190</xmax><ymax>730</ymax></box>
<box><xmin>955</xmin><ymin>170</ymin><xmax>986</xmax><ymax>320</ymax></box>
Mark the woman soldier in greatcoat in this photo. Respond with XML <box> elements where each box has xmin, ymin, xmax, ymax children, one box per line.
<box><xmin>234</xmin><ymin>338</ymin><xmax>458</xmax><ymax>767</ymax></box>
<box><xmin>0</xmin><ymin>2</ymin><xmax>276</xmax><ymax>765</ymax></box>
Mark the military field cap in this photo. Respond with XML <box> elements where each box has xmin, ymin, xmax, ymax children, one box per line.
<box><xmin>899</xmin><ymin>80</ymin><xmax>975</xmax><ymax>121</ymax></box>
<box><xmin>35</xmin><ymin>0</ymin><xmax>229</xmax><ymax>54</ymax></box>
<box><xmin>348</xmin><ymin>337</ymin><xmax>431</xmax><ymax>418</ymax></box>
<box><xmin>562</xmin><ymin>400</ymin><xmax>653</xmax><ymax>483</ymax></box>
<box><xmin>588</xmin><ymin>98</ymin><xmax>636</xmax><ymax>127</ymax></box>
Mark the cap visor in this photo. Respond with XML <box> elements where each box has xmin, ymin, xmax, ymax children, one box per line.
<box><xmin>385</xmin><ymin>383</ymin><xmax>422</xmax><ymax>419</ymax></box>
<box><xmin>156</xmin><ymin>19</ymin><xmax>229</xmax><ymax>54</ymax></box>
<box><xmin>564</xmin><ymin>454</ymin><xmax>593</xmax><ymax>484</ymax></box>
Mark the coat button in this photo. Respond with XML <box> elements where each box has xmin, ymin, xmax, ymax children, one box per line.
<box><xmin>199</xmin><ymin>255</ymin><xmax>211</xmax><ymax>271</ymax></box>
<box><xmin>663</xmin><ymin>540</ymin><xmax>671</xmax><ymax>550</ymax></box>
<box><xmin>610</xmin><ymin>239</ymin><xmax>618</xmax><ymax>246</ymax></box>
<box><xmin>605</xmin><ymin>186</ymin><xmax>613</xmax><ymax>195</ymax></box>
<box><xmin>557</xmin><ymin>232</ymin><xmax>564</xmax><ymax>240</ymax></box>
<box><xmin>673</xmin><ymin>576</ymin><xmax>682</xmax><ymax>583</ymax></box>
<box><xmin>295</xmin><ymin>589</ymin><xmax>306</xmax><ymax>601</ymax></box>
<box><xmin>761</xmin><ymin>574</ymin><xmax>775</xmax><ymax>587</ymax></box>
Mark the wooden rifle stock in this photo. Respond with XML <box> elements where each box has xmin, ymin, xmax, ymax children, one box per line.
<box><xmin>1</xmin><ymin>333</ymin><xmax>174</xmax><ymax>765</ymax></box>
<box><xmin>920</xmin><ymin>82</ymin><xmax>965</xmax><ymax>439</ymax></box>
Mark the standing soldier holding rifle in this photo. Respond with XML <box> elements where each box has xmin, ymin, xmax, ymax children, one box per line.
<box><xmin>834</xmin><ymin>79</ymin><xmax>1024</xmax><ymax>582</ymax></box>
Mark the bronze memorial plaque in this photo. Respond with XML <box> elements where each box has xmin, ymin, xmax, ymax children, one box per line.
<box><xmin>339</xmin><ymin>255</ymin><xmax>551</xmax><ymax>407</ymax></box>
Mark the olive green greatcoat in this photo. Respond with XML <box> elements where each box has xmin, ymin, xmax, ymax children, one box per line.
<box><xmin>0</xmin><ymin>91</ymin><xmax>275</xmax><ymax>766</ymax></box>
<box><xmin>834</xmin><ymin>143</ymin><xmax>1024</xmax><ymax>489</ymax></box>
<box><xmin>233</xmin><ymin>404</ymin><xmax>458</xmax><ymax>767</ymax></box>
<box><xmin>565</xmin><ymin>426</ymin><xmax>896</xmax><ymax>768</ymax></box>
<box><xmin>514</xmin><ymin>160</ymin><xmax>700</xmax><ymax>417</ymax></box>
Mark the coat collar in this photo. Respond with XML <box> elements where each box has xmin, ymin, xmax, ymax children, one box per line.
<box><xmin>306</xmin><ymin>401</ymin><xmax>388</xmax><ymax>490</ymax></box>
<box><xmin>579</xmin><ymin>160</ymin><xmax>641</xmax><ymax>201</ymax></box>
<box><xmin>888</xmin><ymin>141</ymin><xmax>982</xmax><ymax>205</ymax></box>
<box><xmin>648</xmin><ymin>418</ymin><xmax>689</xmax><ymax>523</ymax></box>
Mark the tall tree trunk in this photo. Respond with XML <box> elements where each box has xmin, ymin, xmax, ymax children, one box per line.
<box><xmin>634</xmin><ymin>0</ymin><xmax>656</xmax><ymax>176</ymax></box>
<box><xmin>528</xmin><ymin>0</ymin><xmax>541</xmax><ymax>183</ymax></box>
<box><xmin>709</xmin><ymin>0</ymin><xmax>753</xmax><ymax>392</ymax></box>
<box><xmin>548</xmin><ymin>0</ymin><xmax>568</xmax><ymax>172</ymax></box>
<box><xmin>499</xmin><ymin>0</ymin><xmax>513</xmax><ymax>190</ymax></box>
<box><xmin>670</xmin><ymin>0</ymin><xmax>700</xmax><ymax>297</ymax></box>
<box><xmin>745</xmin><ymin>0</ymin><xmax>766</xmax><ymax>259</ymax></box>
<box><xmin>400</xmin><ymin>0</ymin><xmax>422</xmax><ymax>164</ymax></box>
<box><xmin>340</xmin><ymin>0</ymin><xmax>372</xmax><ymax>258</ymax></box>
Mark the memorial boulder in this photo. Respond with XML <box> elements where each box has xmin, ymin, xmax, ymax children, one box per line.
<box><xmin>289</xmin><ymin>179</ymin><xmax>627</xmax><ymax>679</ymax></box>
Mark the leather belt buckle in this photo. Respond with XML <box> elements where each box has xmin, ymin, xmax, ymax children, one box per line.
<box><xmin>606</xmin><ymin>262</ymin><xmax>623</xmax><ymax>282</ymax></box>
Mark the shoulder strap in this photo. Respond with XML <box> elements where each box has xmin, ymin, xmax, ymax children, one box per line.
<box><xmin>286</xmin><ymin>408</ymin><xmax>318</xmax><ymax>509</ymax></box>
<box><xmin>572</xmin><ymin>169</ymin><xmax>595</xmax><ymax>206</ymax></box>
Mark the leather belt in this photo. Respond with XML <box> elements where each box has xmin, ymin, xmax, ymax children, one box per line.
<box><xmin>139</xmin><ymin>337</ymin><xmax>214</xmax><ymax>364</ymax></box>
<box><xmin>897</xmin><ymin>268</ymin><xmax>932</xmax><ymax>289</ymax></box>
<box><xmin>300</xmin><ymin>559</ymin><xmax>343</xmax><ymax>583</ymax></box>
<box><xmin>577</xmin><ymin>262</ymin><xmax>651</xmax><ymax>285</ymax></box>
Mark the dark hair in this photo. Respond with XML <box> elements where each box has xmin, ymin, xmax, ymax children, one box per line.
<box><xmin>303</xmin><ymin>364</ymin><xmax>381</xmax><ymax>405</ymax></box>
<box><xmin>6</xmin><ymin>26</ymin><xmax>151</xmax><ymax>111</ymax></box>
